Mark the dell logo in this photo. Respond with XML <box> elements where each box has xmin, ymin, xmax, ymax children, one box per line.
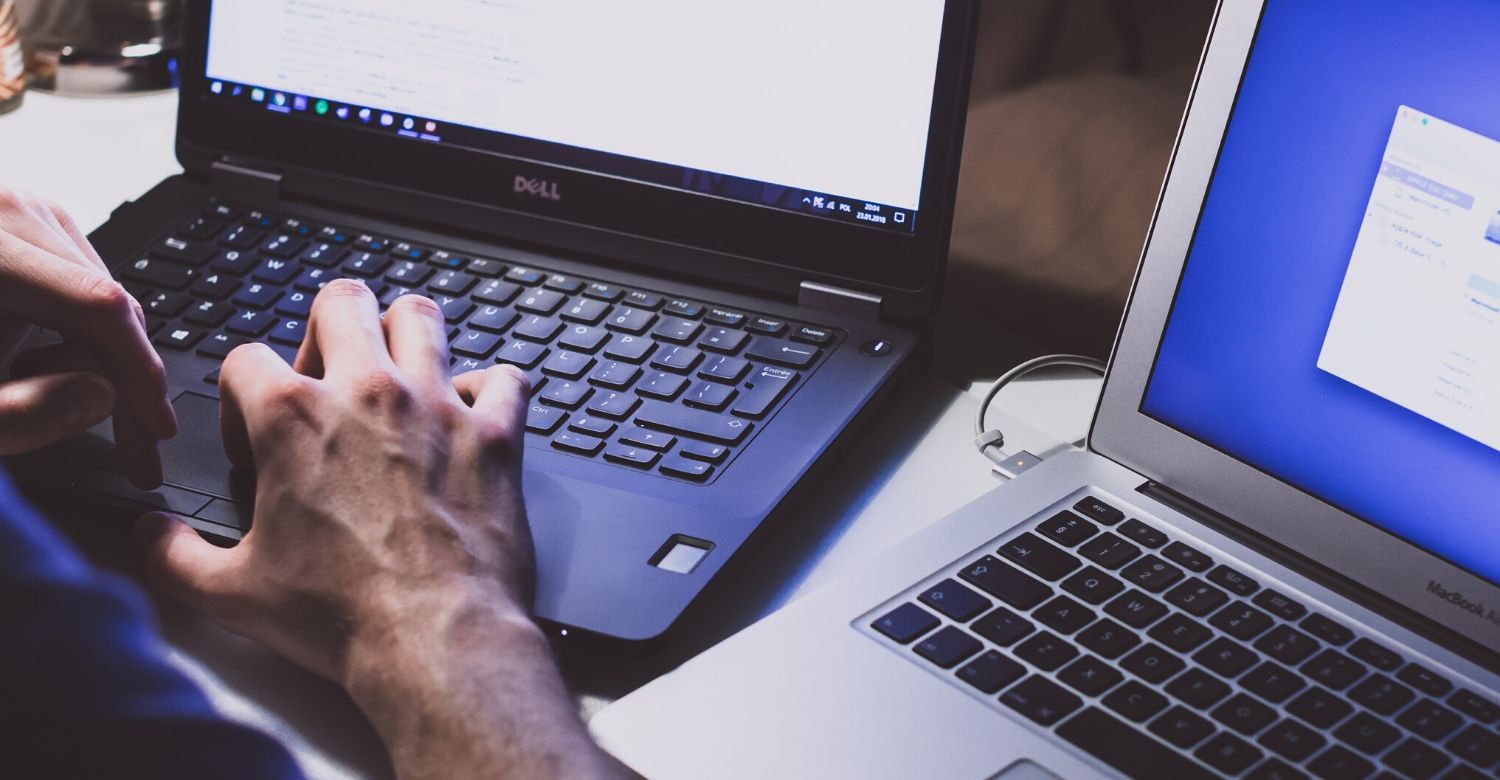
<box><xmin>514</xmin><ymin>175</ymin><xmax>562</xmax><ymax>202</ymax></box>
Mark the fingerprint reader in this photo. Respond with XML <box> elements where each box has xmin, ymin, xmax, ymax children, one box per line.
<box><xmin>652</xmin><ymin>536</ymin><xmax>714</xmax><ymax>575</ymax></box>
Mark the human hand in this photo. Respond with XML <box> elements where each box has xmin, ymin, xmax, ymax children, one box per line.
<box><xmin>0</xmin><ymin>189</ymin><xmax>176</xmax><ymax>486</ymax></box>
<box><xmin>136</xmin><ymin>280</ymin><xmax>536</xmax><ymax>679</ymax></box>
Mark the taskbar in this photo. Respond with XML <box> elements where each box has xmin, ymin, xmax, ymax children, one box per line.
<box><xmin>203</xmin><ymin>78</ymin><xmax>920</xmax><ymax>235</ymax></box>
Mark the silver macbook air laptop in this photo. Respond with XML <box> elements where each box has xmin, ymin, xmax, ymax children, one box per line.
<box><xmin>590</xmin><ymin>1</ymin><xmax>1500</xmax><ymax>777</ymax></box>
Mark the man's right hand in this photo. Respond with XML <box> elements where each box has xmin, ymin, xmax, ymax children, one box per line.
<box><xmin>0</xmin><ymin>189</ymin><xmax>177</xmax><ymax>487</ymax></box>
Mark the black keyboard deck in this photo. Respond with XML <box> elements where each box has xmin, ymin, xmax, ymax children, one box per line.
<box><xmin>123</xmin><ymin>201</ymin><xmax>840</xmax><ymax>486</ymax></box>
<box><xmin>863</xmin><ymin>495</ymin><xmax>1500</xmax><ymax>780</ymax></box>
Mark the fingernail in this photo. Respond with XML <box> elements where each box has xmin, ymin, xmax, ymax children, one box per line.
<box><xmin>63</xmin><ymin>375</ymin><xmax>115</xmax><ymax>429</ymax></box>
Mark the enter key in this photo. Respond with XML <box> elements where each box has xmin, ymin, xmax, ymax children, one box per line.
<box><xmin>732</xmin><ymin>366</ymin><xmax>799</xmax><ymax>419</ymax></box>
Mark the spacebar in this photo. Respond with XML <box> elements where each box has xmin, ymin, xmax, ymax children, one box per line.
<box><xmin>1055</xmin><ymin>708</ymin><xmax>1216</xmax><ymax>780</ymax></box>
<box><xmin>636</xmin><ymin>401</ymin><xmax>753</xmax><ymax>444</ymax></box>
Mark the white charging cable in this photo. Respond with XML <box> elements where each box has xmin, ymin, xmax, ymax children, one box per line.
<box><xmin>974</xmin><ymin>354</ymin><xmax>1107</xmax><ymax>478</ymax></box>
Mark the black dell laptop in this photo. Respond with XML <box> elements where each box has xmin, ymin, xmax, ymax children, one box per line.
<box><xmin>17</xmin><ymin>0</ymin><xmax>980</xmax><ymax>644</ymax></box>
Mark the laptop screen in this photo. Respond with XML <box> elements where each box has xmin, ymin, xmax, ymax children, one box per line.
<box><xmin>1143</xmin><ymin>0</ymin><xmax>1500</xmax><ymax>587</ymax></box>
<box><xmin>200</xmin><ymin>0</ymin><xmax>946</xmax><ymax>236</ymax></box>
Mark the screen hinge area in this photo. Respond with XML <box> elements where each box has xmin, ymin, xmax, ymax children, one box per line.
<box><xmin>210</xmin><ymin>160</ymin><xmax>284</xmax><ymax>202</ymax></box>
<box><xmin>798</xmin><ymin>281</ymin><xmax>883</xmax><ymax>320</ymax></box>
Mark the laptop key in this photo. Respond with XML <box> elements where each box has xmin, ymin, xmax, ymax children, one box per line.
<box><xmin>1303</xmin><ymin>649</ymin><xmax>1367</xmax><ymax>691</ymax></box>
<box><xmin>638</xmin><ymin>371</ymin><xmax>687</xmax><ymax>401</ymax></box>
<box><xmin>653</xmin><ymin>316</ymin><xmax>702</xmax><ymax>343</ymax></box>
<box><xmin>227</xmin><ymin>310</ymin><xmax>276</xmax><ymax>337</ymax></box>
<box><xmin>699</xmin><ymin>354</ymin><xmax>750</xmax><ymax>384</ymax></box>
<box><xmin>1148</xmin><ymin>706</ymin><xmax>1215</xmax><ymax>749</ymax></box>
<box><xmin>1446</xmin><ymin>724</ymin><xmax>1500</xmax><ymax>767</ymax></box>
<box><xmin>1307</xmin><ymin>745</ymin><xmax>1373</xmax><ymax>779</ymax></box>
<box><xmin>1148</xmin><ymin>613</ymin><xmax>1213</xmax><ymax>653</ymax></box>
<box><xmin>1101</xmin><ymin>682</ymin><xmax>1169</xmax><ymax>723</ymax></box>
<box><xmin>957</xmin><ymin>556</ymin><xmax>1052</xmax><ymax>610</ymax></box>
<box><xmin>1164</xmin><ymin>580</ymin><xmax>1228</xmax><ymax>617</ymax></box>
<box><xmin>1380</xmin><ymin>737</ymin><xmax>1449</xmax><ymax>779</ymax></box>
<box><xmin>659</xmin><ymin>455</ymin><xmax>713</xmax><ymax>482</ymax></box>
<box><xmin>1058</xmin><ymin>655</ymin><xmax>1124</xmax><ymax>697</ymax></box>
<box><xmin>1034</xmin><ymin>595</ymin><xmax>1095</xmax><ymax>635</ymax></box>
<box><xmin>956</xmin><ymin>651</ymin><xmax>1025</xmax><ymax>694</ymax></box>
<box><xmin>1347</xmin><ymin>674</ymin><xmax>1414</xmax><ymax>716</ymax></box>
<box><xmin>1076</xmin><ymin>618</ymin><xmax>1141</xmax><ymax>659</ymax></box>
<box><xmin>544</xmin><ymin>274</ymin><xmax>584</xmax><ymax>294</ymax></box>
<box><xmin>184</xmin><ymin>300</ymin><xmax>234</xmax><ymax>328</ymax></box>
<box><xmin>870</xmin><ymin>603</ymin><xmax>938</xmax><ymax>644</ymax></box>
<box><xmin>1001</xmin><ymin>676</ymin><xmax>1082</xmax><ymax>727</ymax></box>
<box><xmin>1078</xmin><ymin>532</ymin><xmax>1142</xmax><ymax>570</ymax></box>
<box><xmin>453</xmin><ymin>330</ymin><xmax>502</xmax><ymax>360</ymax></box>
<box><xmin>1119</xmin><ymin>555</ymin><xmax>1184</xmax><ymax>593</ymax></box>
<box><xmin>542</xmin><ymin>350</ymin><xmax>596</xmax><ymax>380</ymax></box>
<box><xmin>552</xmin><ymin>432</ymin><xmax>604</xmax><ymax>456</ymax></box>
<box><xmin>917</xmin><ymin>578</ymin><xmax>991</xmax><ymax>622</ymax></box>
<box><xmin>524</xmin><ymin>404</ymin><xmax>566</xmax><ymax>435</ymax></box>
<box><xmin>506</xmin><ymin>267</ymin><xmax>545</xmax><ymax>285</ymax></box>
<box><xmin>606</xmin><ymin>307</ymin><xmax>656</xmax><ymax>334</ymax></box>
<box><xmin>1347</xmin><ymin>638</ymin><xmax>1402</xmax><ymax>673</ymax></box>
<box><xmin>1196</xmin><ymin>732</ymin><xmax>1264</xmax><ymax>776</ymax></box>
<box><xmin>1254</xmin><ymin>623</ymin><xmax>1318</xmax><ymax>664</ymax></box>
<box><xmin>1118</xmin><ymin>519</ymin><xmax>1168</xmax><ymax>548</ymax></box>
<box><xmin>1301</xmin><ymin>613</ymin><xmax>1354</xmax><ymax>646</ymax></box>
<box><xmin>518</xmin><ymin>289</ymin><xmax>566</xmax><ymax>315</ymax></box>
<box><xmin>683</xmin><ymin>381</ymin><xmax>736</xmax><ymax>411</ymax></box>
<box><xmin>1060</xmin><ymin>566</ymin><xmax>1125</xmax><ymax>605</ymax></box>
<box><xmin>619</xmin><ymin>429</ymin><xmax>675</xmax><ymax>452</ymax></box>
<box><xmin>1195</xmin><ymin>637</ymin><xmax>1260</xmax><ymax>679</ymax></box>
<box><xmin>1396</xmin><ymin>664</ymin><xmax>1453</xmax><ymax>698</ymax></box>
<box><xmin>651</xmin><ymin>345</ymin><xmax>703</xmax><ymax>373</ymax></box>
<box><xmin>624</xmin><ymin>290</ymin><xmax>662</xmax><ymax>310</ymax></box>
<box><xmin>704</xmin><ymin>308</ymin><xmax>746</xmax><ymax>328</ymax></box>
<box><xmin>497</xmin><ymin>340</ymin><xmax>549</xmax><ymax>369</ymax></box>
<box><xmin>591</xmin><ymin>360</ymin><xmax>642</xmax><ymax>391</ymax></box>
<box><xmin>792</xmin><ymin>325</ymin><xmax>834</xmax><ymax>345</ymax></box>
<box><xmin>1449</xmin><ymin>689</ymin><xmax>1500</xmax><ymax>723</ymax></box>
<box><xmin>1013</xmin><ymin>631</ymin><xmax>1077</xmax><ymax>672</ymax></box>
<box><xmin>1073</xmin><ymin>496</ymin><xmax>1125</xmax><ymax>525</ymax></box>
<box><xmin>123</xmin><ymin>257</ymin><xmax>198</xmax><ymax>290</ymax></box>
<box><xmin>679</xmin><ymin>440</ymin><xmax>728</xmax><ymax>463</ymax></box>
<box><xmin>1240</xmin><ymin>661</ymin><xmax>1307</xmax><ymax>704</ymax></box>
<box><xmin>561</xmin><ymin>298</ymin><xmax>610</xmax><ymax>325</ymax></box>
<box><xmin>586</xmin><ymin>391</ymin><xmax>640</xmax><ymax>420</ymax></box>
<box><xmin>746</xmin><ymin>336</ymin><xmax>820</xmax><ymax>368</ymax></box>
<box><xmin>1207</xmin><ymin>564</ymin><xmax>1260</xmax><ymax>596</ymax></box>
<box><xmin>1207</xmin><ymin>603</ymin><xmax>1273</xmax><ymax>642</ymax></box>
<box><xmin>1257</xmin><ymin>719</ymin><xmax>1326</xmax><ymax>763</ymax></box>
<box><xmin>603</xmin><ymin>444</ymin><xmax>660</xmax><ymax>469</ymax></box>
<box><xmin>604</xmin><ymin>334</ymin><xmax>655</xmax><ymax>363</ymax></box>
<box><xmin>1120</xmin><ymin>642</ymin><xmax>1185</xmax><ymax>684</ymax></box>
<box><xmin>1333</xmin><ymin>712</ymin><xmax>1400</xmax><ymax>754</ymax></box>
<box><xmin>1213</xmin><ymin>693</ymin><xmax>1278</xmax><ymax>736</ymax></box>
<box><xmin>700</xmin><ymin>326</ymin><xmax>748</xmax><ymax>354</ymax></box>
<box><xmin>1396</xmin><ymin>700</ymin><xmax>1463</xmax><ymax>742</ymax></box>
<box><xmin>971</xmin><ymin>607</ymin><xmax>1035</xmax><ymax>647</ymax></box>
<box><xmin>560</xmin><ymin>325</ymin><xmax>610</xmax><ymax>353</ymax></box>
<box><xmin>746</xmin><ymin>316</ymin><xmax>787</xmax><ymax>335</ymax></box>
<box><xmin>154</xmin><ymin>325</ymin><xmax>205</xmax><ymax>350</ymax></box>
<box><xmin>1162</xmin><ymin>541</ymin><xmax>1213</xmax><ymax>573</ymax></box>
<box><xmin>513</xmin><ymin>315</ymin><xmax>562</xmax><ymax>343</ymax></box>
<box><xmin>465</xmin><ymin>258</ymin><xmax>504</xmax><ymax>277</ymax></box>
<box><xmin>430</xmin><ymin>270</ymin><xmax>478</xmax><ymax>296</ymax></box>
<box><xmin>913</xmin><ymin>626</ymin><xmax>981</xmax><ymax>669</ymax></box>
<box><xmin>1286</xmin><ymin>687</ymin><xmax>1354</xmax><ymax>730</ymax></box>
<box><xmin>584</xmin><ymin>282</ymin><xmax>624</xmax><ymax>302</ymax></box>
<box><xmin>635</xmin><ymin>400</ymin><xmax>752</xmax><ymax>444</ymax></box>
<box><xmin>474</xmin><ymin>279</ymin><xmax>523</xmax><ymax>306</ymax></box>
<box><xmin>1252</xmin><ymin>589</ymin><xmax>1307</xmax><ymax>621</ymax></box>
<box><xmin>732</xmin><ymin>366</ymin><xmax>797</xmax><ymax>419</ymax></box>
<box><xmin>1036</xmin><ymin>511</ymin><xmax>1099</xmax><ymax>547</ymax></box>
<box><xmin>998</xmin><ymin>533</ymin><xmax>1081</xmax><ymax>581</ymax></box>
<box><xmin>1105</xmin><ymin>590</ymin><xmax>1168</xmax><ymax>629</ymax></box>
<box><xmin>1166</xmin><ymin>668</ymin><xmax>1232</xmax><ymax>710</ymax></box>
<box><xmin>541</xmin><ymin>381</ymin><xmax>592</xmax><ymax>410</ymax></box>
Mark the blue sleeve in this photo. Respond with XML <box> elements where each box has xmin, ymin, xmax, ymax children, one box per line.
<box><xmin>0</xmin><ymin>470</ymin><xmax>304</xmax><ymax>779</ymax></box>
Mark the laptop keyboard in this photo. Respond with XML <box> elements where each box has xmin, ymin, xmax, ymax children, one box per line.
<box><xmin>121</xmin><ymin>201</ymin><xmax>840</xmax><ymax>485</ymax></box>
<box><xmin>862</xmin><ymin>496</ymin><xmax>1500</xmax><ymax>780</ymax></box>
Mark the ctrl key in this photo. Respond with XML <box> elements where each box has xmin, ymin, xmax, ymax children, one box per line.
<box><xmin>871</xmin><ymin>603</ymin><xmax>939</xmax><ymax>645</ymax></box>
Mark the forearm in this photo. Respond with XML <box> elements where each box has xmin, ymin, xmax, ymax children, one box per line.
<box><xmin>343</xmin><ymin>584</ymin><xmax>626</xmax><ymax>780</ymax></box>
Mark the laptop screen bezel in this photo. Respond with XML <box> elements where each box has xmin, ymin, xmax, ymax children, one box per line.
<box><xmin>1092</xmin><ymin>0</ymin><xmax>1500</xmax><ymax>658</ymax></box>
<box><xmin>175</xmin><ymin>0</ymin><xmax>978</xmax><ymax>301</ymax></box>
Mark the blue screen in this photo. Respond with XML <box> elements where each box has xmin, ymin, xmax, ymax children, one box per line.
<box><xmin>1144</xmin><ymin>0</ymin><xmax>1500</xmax><ymax>586</ymax></box>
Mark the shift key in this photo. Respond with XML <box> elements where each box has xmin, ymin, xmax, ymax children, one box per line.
<box><xmin>636</xmin><ymin>400</ymin><xmax>754</xmax><ymax>444</ymax></box>
<box><xmin>732</xmin><ymin>366</ymin><xmax>798</xmax><ymax>418</ymax></box>
<box><xmin>746</xmin><ymin>336</ymin><xmax>820</xmax><ymax>368</ymax></box>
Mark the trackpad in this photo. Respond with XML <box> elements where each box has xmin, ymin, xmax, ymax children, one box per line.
<box><xmin>989</xmin><ymin>761</ymin><xmax>1061</xmax><ymax>780</ymax></box>
<box><xmin>152</xmin><ymin>392</ymin><xmax>241</xmax><ymax>500</ymax></box>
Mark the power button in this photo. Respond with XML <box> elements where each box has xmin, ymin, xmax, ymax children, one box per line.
<box><xmin>860</xmin><ymin>339</ymin><xmax>894</xmax><ymax>357</ymax></box>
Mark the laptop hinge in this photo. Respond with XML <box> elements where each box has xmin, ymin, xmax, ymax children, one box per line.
<box><xmin>210</xmin><ymin>160</ymin><xmax>284</xmax><ymax>202</ymax></box>
<box><xmin>798</xmin><ymin>281</ymin><xmax>883</xmax><ymax>320</ymax></box>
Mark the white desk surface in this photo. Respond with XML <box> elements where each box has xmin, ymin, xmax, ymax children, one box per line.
<box><xmin>0</xmin><ymin>92</ymin><xmax>1103</xmax><ymax>779</ymax></box>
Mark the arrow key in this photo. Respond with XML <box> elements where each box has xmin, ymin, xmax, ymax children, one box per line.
<box><xmin>746</xmin><ymin>336</ymin><xmax>820</xmax><ymax>368</ymax></box>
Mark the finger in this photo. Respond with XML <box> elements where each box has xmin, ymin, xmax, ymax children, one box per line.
<box><xmin>42</xmin><ymin>197</ymin><xmax>107</xmax><ymax>273</ymax></box>
<box><xmin>0</xmin><ymin>372</ymin><xmax>115</xmax><ymax>456</ymax></box>
<box><xmin>0</xmin><ymin>233</ymin><xmax>176</xmax><ymax>440</ymax></box>
<box><xmin>135</xmin><ymin>512</ymin><xmax>246</xmax><ymax>616</ymax></box>
<box><xmin>219</xmin><ymin>342</ymin><xmax>306</xmax><ymax>469</ymax></box>
<box><xmin>113</xmin><ymin>412</ymin><xmax>165</xmax><ymax>489</ymax></box>
<box><xmin>462</xmin><ymin>364</ymin><xmax>531</xmax><ymax>445</ymax></box>
<box><xmin>293</xmin><ymin>279</ymin><xmax>392</xmax><ymax>380</ymax></box>
<box><xmin>0</xmin><ymin>190</ymin><xmax>94</xmax><ymax>271</ymax></box>
<box><xmin>382</xmin><ymin>295</ymin><xmax>457</xmax><ymax>397</ymax></box>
